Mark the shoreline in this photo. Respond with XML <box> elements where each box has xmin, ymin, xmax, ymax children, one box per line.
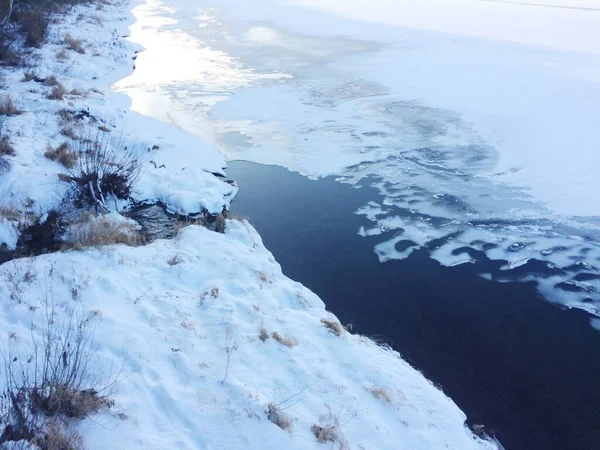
<box><xmin>0</xmin><ymin>0</ymin><xmax>499</xmax><ymax>448</ymax></box>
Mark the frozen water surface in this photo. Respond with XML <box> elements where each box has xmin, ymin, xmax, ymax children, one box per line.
<box><xmin>115</xmin><ymin>0</ymin><xmax>600</xmax><ymax>315</ymax></box>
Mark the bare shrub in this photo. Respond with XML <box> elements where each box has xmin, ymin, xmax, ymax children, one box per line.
<box><xmin>311</xmin><ymin>405</ymin><xmax>355</xmax><ymax>448</ymax></box>
<box><xmin>44</xmin><ymin>142</ymin><xmax>77</xmax><ymax>168</ymax></box>
<box><xmin>63</xmin><ymin>34</ymin><xmax>85</xmax><ymax>54</ymax></box>
<box><xmin>221</xmin><ymin>326</ymin><xmax>238</xmax><ymax>384</ymax></box>
<box><xmin>368</xmin><ymin>387</ymin><xmax>391</xmax><ymax>403</ymax></box>
<box><xmin>48</xmin><ymin>83</ymin><xmax>66</xmax><ymax>101</ymax></box>
<box><xmin>267</xmin><ymin>403</ymin><xmax>292</xmax><ymax>431</ymax></box>
<box><xmin>62</xmin><ymin>213</ymin><xmax>143</xmax><ymax>249</ymax></box>
<box><xmin>66</xmin><ymin>131</ymin><xmax>145</xmax><ymax>210</ymax></box>
<box><xmin>0</xmin><ymin>97</ymin><xmax>22</xmax><ymax>116</ymax></box>
<box><xmin>18</xmin><ymin>10</ymin><xmax>49</xmax><ymax>48</ymax></box>
<box><xmin>22</xmin><ymin>69</ymin><xmax>38</xmax><ymax>82</ymax></box>
<box><xmin>271</xmin><ymin>332</ymin><xmax>296</xmax><ymax>348</ymax></box>
<box><xmin>0</xmin><ymin>292</ymin><xmax>116</xmax><ymax>448</ymax></box>
<box><xmin>320</xmin><ymin>318</ymin><xmax>342</xmax><ymax>337</ymax></box>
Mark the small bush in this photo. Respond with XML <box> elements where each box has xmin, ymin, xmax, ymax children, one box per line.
<box><xmin>66</xmin><ymin>132</ymin><xmax>145</xmax><ymax>210</ymax></box>
<box><xmin>267</xmin><ymin>403</ymin><xmax>292</xmax><ymax>431</ymax></box>
<box><xmin>64</xmin><ymin>34</ymin><xmax>85</xmax><ymax>54</ymax></box>
<box><xmin>44</xmin><ymin>142</ymin><xmax>78</xmax><ymax>168</ymax></box>
<box><xmin>0</xmin><ymin>97</ymin><xmax>22</xmax><ymax>116</ymax></box>
<box><xmin>271</xmin><ymin>332</ymin><xmax>296</xmax><ymax>348</ymax></box>
<box><xmin>320</xmin><ymin>318</ymin><xmax>342</xmax><ymax>337</ymax></box>
<box><xmin>19</xmin><ymin>10</ymin><xmax>49</xmax><ymax>48</ymax></box>
<box><xmin>22</xmin><ymin>68</ymin><xmax>38</xmax><ymax>82</ymax></box>
<box><xmin>0</xmin><ymin>293</ymin><xmax>116</xmax><ymax>450</ymax></box>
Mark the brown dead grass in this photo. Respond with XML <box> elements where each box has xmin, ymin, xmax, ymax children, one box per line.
<box><xmin>44</xmin><ymin>142</ymin><xmax>78</xmax><ymax>168</ymax></box>
<box><xmin>321</xmin><ymin>318</ymin><xmax>343</xmax><ymax>336</ymax></box>
<box><xmin>63</xmin><ymin>215</ymin><xmax>143</xmax><ymax>249</ymax></box>
<box><xmin>0</xmin><ymin>136</ymin><xmax>15</xmax><ymax>156</ymax></box>
<box><xmin>48</xmin><ymin>83</ymin><xmax>67</xmax><ymax>100</ymax></box>
<box><xmin>64</xmin><ymin>33</ymin><xmax>86</xmax><ymax>54</ymax></box>
<box><xmin>369</xmin><ymin>387</ymin><xmax>391</xmax><ymax>403</ymax></box>
<box><xmin>0</xmin><ymin>97</ymin><xmax>23</xmax><ymax>116</ymax></box>
<box><xmin>271</xmin><ymin>332</ymin><xmax>296</xmax><ymax>348</ymax></box>
<box><xmin>259</xmin><ymin>324</ymin><xmax>269</xmax><ymax>342</ymax></box>
<box><xmin>267</xmin><ymin>403</ymin><xmax>292</xmax><ymax>431</ymax></box>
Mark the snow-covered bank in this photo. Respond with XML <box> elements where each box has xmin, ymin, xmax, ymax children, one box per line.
<box><xmin>1</xmin><ymin>1</ymin><xmax>499</xmax><ymax>448</ymax></box>
<box><xmin>115</xmin><ymin>0</ymin><xmax>600</xmax><ymax>314</ymax></box>
<box><xmin>0</xmin><ymin>0</ymin><xmax>236</xmax><ymax>218</ymax></box>
<box><xmin>1</xmin><ymin>222</ymin><xmax>497</xmax><ymax>449</ymax></box>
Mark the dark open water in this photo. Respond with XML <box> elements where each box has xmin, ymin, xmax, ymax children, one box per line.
<box><xmin>226</xmin><ymin>160</ymin><xmax>600</xmax><ymax>450</ymax></box>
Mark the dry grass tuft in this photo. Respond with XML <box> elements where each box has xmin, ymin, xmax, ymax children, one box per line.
<box><xmin>61</xmin><ymin>126</ymin><xmax>78</xmax><ymax>140</ymax></box>
<box><xmin>271</xmin><ymin>332</ymin><xmax>296</xmax><ymax>348</ymax></box>
<box><xmin>321</xmin><ymin>318</ymin><xmax>343</xmax><ymax>336</ymax></box>
<box><xmin>0</xmin><ymin>135</ymin><xmax>15</xmax><ymax>156</ymax></box>
<box><xmin>63</xmin><ymin>214</ymin><xmax>143</xmax><ymax>249</ymax></box>
<box><xmin>36</xmin><ymin>420</ymin><xmax>84</xmax><ymax>450</ymax></box>
<box><xmin>45</xmin><ymin>142</ymin><xmax>78</xmax><ymax>168</ymax></box>
<box><xmin>369</xmin><ymin>387</ymin><xmax>391</xmax><ymax>403</ymax></box>
<box><xmin>259</xmin><ymin>323</ymin><xmax>269</xmax><ymax>342</ymax></box>
<box><xmin>64</xmin><ymin>33</ymin><xmax>86</xmax><ymax>54</ymax></box>
<box><xmin>43</xmin><ymin>75</ymin><xmax>60</xmax><ymax>87</ymax></box>
<box><xmin>267</xmin><ymin>403</ymin><xmax>292</xmax><ymax>431</ymax></box>
<box><xmin>0</xmin><ymin>97</ymin><xmax>23</xmax><ymax>116</ymax></box>
<box><xmin>167</xmin><ymin>253</ymin><xmax>183</xmax><ymax>266</ymax></box>
<box><xmin>48</xmin><ymin>83</ymin><xmax>67</xmax><ymax>101</ymax></box>
<box><xmin>57</xmin><ymin>49</ymin><xmax>70</xmax><ymax>61</ymax></box>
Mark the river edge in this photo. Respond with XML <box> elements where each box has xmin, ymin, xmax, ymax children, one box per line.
<box><xmin>0</xmin><ymin>0</ymin><xmax>500</xmax><ymax>448</ymax></box>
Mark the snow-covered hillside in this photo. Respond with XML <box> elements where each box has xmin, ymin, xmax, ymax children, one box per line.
<box><xmin>0</xmin><ymin>1</ymin><xmax>499</xmax><ymax>449</ymax></box>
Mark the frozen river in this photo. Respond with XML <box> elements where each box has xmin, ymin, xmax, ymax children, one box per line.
<box><xmin>116</xmin><ymin>0</ymin><xmax>600</xmax><ymax>316</ymax></box>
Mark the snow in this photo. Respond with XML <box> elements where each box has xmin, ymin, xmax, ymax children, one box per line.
<box><xmin>113</xmin><ymin>0</ymin><xmax>600</xmax><ymax>312</ymax></box>
<box><xmin>0</xmin><ymin>0</ymin><xmax>499</xmax><ymax>448</ymax></box>
<box><xmin>0</xmin><ymin>219</ymin><xmax>18</xmax><ymax>250</ymax></box>
<box><xmin>0</xmin><ymin>222</ymin><xmax>496</xmax><ymax>450</ymax></box>
<box><xmin>0</xmin><ymin>0</ymin><xmax>236</xmax><ymax>215</ymax></box>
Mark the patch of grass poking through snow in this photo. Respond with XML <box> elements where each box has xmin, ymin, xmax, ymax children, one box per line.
<box><xmin>63</xmin><ymin>33</ymin><xmax>85</xmax><ymax>54</ymax></box>
<box><xmin>369</xmin><ymin>387</ymin><xmax>391</xmax><ymax>403</ymax></box>
<box><xmin>0</xmin><ymin>135</ymin><xmax>14</xmax><ymax>156</ymax></box>
<box><xmin>258</xmin><ymin>323</ymin><xmax>269</xmax><ymax>342</ymax></box>
<box><xmin>0</xmin><ymin>97</ymin><xmax>23</xmax><ymax>116</ymax></box>
<box><xmin>320</xmin><ymin>318</ymin><xmax>343</xmax><ymax>337</ymax></box>
<box><xmin>311</xmin><ymin>405</ymin><xmax>355</xmax><ymax>449</ymax></box>
<box><xmin>44</xmin><ymin>142</ymin><xmax>78</xmax><ymax>168</ymax></box>
<box><xmin>267</xmin><ymin>403</ymin><xmax>292</xmax><ymax>432</ymax></box>
<box><xmin>62</xmin><ymin>213</ymin><xmax>143</xmax><ymax>249</ymax></box>
<box><xmin>271</xmin><ymin>332</ymin><xmax>296</xmax><ymax>348</ymax></box>
<box><xmin>48</xmin><ymin>83</ymin><xmax>67</xmax><ymax>101</ymax></box>
<box><xmin>167</xmin><ymin>253</ymin><xmax>183</xmax><ymax>266</ymax></box>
